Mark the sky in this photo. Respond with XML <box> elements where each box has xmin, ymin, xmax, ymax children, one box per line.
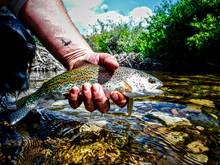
<box><xmin>62</xmin><ymin>0</ymin><xmax>177</xmax><ymax>34</ymax></box>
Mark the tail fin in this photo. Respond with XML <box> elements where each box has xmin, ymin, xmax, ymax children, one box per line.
<box><xmin>9</xmin><ymin>107</ymin><xmax>31</xmax><ymax>125</ymax></box>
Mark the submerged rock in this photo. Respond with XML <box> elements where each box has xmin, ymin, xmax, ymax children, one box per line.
<box><xmin>0</xmin><ymin>100</ymin><xmax>219</xmax><ymax>164</ymax></box>
<box><xmin>187</xmin><ymin>141</ymin><xmax>209</xmax><ymax>153</ymax></box>
<box><xmin>145</xmin><ymin>111</ymin><xmax>192</xmax><ymax>126</ymax></box>
<box><xmin>185</xmin><ymin>153</ymin><xmax>208</xmax><ymax>164</ymax></box>
<box><xmin>189</xmin><ymin>99</ymin><xmax>215</xmax><ymax>108</ymax></box>
<box><xmin>165</xmin><ymin>131</ymin><xmax>188</xmax><ymax>145</ymax></box>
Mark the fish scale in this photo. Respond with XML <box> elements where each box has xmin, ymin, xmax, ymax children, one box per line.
<box><xmin>9</xmin><ymin>63</ymin><xmax>163</xmax><ymax>125</ymax></box>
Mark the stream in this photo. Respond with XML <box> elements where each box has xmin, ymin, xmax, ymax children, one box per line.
<box><xmin>0</xmin><ymin>70</ymin><xmax>219</xmax><ymax>164</ymax></box>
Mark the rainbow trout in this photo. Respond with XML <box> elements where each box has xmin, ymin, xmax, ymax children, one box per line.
<box><xmin>9</xmin><ymin>63</ymin><xmax>163</xmax><ymax>125</ymax></box>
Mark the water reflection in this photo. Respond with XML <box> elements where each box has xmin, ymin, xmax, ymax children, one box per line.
<box><xmin>151</xmin><ymin>72</ymin><xmax>220</xmax><ymax>121</ymax></box>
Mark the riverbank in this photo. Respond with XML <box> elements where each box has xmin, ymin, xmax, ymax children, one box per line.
<box><xmin>33</xmin><ymin>46</ymin><xmax>220</xmax><ymax>74</ymax></box>
<box><xmin>32</xmin><ymin>46</ymin><xmax>162</xmax><ymax>72</ymax></box>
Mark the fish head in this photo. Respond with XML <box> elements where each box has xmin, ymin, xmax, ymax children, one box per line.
<box><xmin>120</xmin><ymin>72</ymin><xmax>163</xmax><ymax>98</ymax></box>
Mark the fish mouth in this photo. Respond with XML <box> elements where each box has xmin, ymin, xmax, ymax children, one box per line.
<box><xmin>123</xmin><ymin>80</ymin><xmax>163</xmax><ymax>98</ymax></box>
<box><xmin>139</xmin><ymin>81</ymin><xmax>163</xmax><ymax>97</ymax></box>
<box><xmin>141</xmin><ymin>88</ymin><xmax>163</xmax><ymax>96</ymax></box>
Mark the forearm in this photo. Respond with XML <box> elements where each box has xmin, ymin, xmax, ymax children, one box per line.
<box><xmin>19</xmin><ymin>0</ymin><xmax>93</xmax><ymax>69</ymax></box>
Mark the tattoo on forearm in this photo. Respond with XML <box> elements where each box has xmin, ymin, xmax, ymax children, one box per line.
<box><xmin>60</xmin><ymin>38</ymin><xmax>72</xmax><ymax>46</ymax></box>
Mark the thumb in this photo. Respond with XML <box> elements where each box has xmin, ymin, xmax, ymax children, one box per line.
<box><xmin>97</xmin><ymin>53</ymin><xmax>119</xmax><ymax>72</ymax></box>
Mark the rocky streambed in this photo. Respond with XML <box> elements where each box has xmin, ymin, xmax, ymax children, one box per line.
<box><xmin>0</xmin><ymin>70</ymin><xmax>219</xmax><ymax>164</ymax></box>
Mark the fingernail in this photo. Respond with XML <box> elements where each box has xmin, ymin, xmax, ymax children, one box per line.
<box><xmin>93</xmin><ymin>84</ymin><xmax>100</xmax><ymax>93</ymax></box>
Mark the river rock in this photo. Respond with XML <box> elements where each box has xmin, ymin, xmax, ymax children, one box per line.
<box><xmin>189</xmin><ymin>99</ymin><xmax>215</xmax><ymax>108</ymax></box>
<box><xmin>186</xmin><ymin>140</ymin><xmax>209</xmax><ymax>153</ymax></box>
<box><xmin>165</xmin><ymin>131</ymin><xmax>188</xmax><ymax>145</ymax></box>
<box><xmin>147</xmin><ymin>111</ymin><xmax>192</xmax><ymax>126</ymax></box>
<box><xmin>186</xmin><ymin>153</ymin><xmax>208</xmax><ymax>164</ymax></box>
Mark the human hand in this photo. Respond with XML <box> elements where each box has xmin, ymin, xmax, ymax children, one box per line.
<box><xmin>67</xmin><ymin>52</ymin><xmax>127</xmax><ymax>113</ymax></box>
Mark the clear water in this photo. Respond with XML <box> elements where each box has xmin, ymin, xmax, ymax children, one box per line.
<box><xmin>0</xmin><ymin>71</ymin><xmax>219</xmax><ymax>164</ymax></box>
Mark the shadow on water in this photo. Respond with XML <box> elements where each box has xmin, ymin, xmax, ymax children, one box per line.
<box><xmin>0</xmin><ymin>71</ymin><xmax>220</xmax><ymax>164</ymax></box>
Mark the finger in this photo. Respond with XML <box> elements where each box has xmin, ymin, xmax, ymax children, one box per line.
<box><xmin>110</xmin><ymin>91</ymin><xmax>127</xmax><ymax>107</ymax></box>
<box><xmin>68</xmin><ymin>87</ymin><xmax>82</xmax><ymax>109</ymax></box>
<box><xmin>82</xmin><ymin>83</ymin><xmax>95</xmax><ymax>112</ymax></box>
<box><xmin>92</xmin><ymin>83</ymin><xmax>110</xmax><ymax>113</ymax></box>
<box><xmin>98</xmin><ymin>53</ymin><xmax>119</xmax><ymax>72</ymax></box>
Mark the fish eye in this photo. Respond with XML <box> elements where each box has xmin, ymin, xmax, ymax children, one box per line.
<box><xmin>148</xmin><ymin>78</ymin><xmax>156</xmax><ymax>83</ymax></box>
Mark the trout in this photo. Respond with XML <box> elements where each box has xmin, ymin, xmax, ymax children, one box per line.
<box><xmin>9</xmin><ymin>63</ymin><xmax>163</xmax><ymax>125</ymax></box>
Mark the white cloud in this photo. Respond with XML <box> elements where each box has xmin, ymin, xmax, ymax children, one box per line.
<box><xmin>96</xmin><ymin>11</ymin><xmax>129</xmax><ymax>24</ymax></box>
<box><xmin>65</xmin><ymin>1</ymin><xmax>152</xmax><ymax>34</ymax></box>
<box><xmin>84</xmin><ymin>11</ymin><xmax>129</xmax><ymax>34</ymax></box>
<box><xmin>67</xmin><ymin>0</ymin><xmax>103</xmax><ymax>32</ymax></box>
<box><xmin>129</xmin><ymin>7</ymin><xmax>153</xmax><ymax>21</ymax></box>
<box><xmin>129</xmin><ymin>7</ymin><xmax>153</xmax><ymax>26</ymax></box>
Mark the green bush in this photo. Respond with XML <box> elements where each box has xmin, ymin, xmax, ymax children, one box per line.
<box><xmin>140</xmin><ymin>0</ymin><xmax>220</xmax><ymax>71</ymax></box>
<box><xmin>86</xmin><ymin>20</ymin><xmax>146</xmax><ymax>54</ymax></box>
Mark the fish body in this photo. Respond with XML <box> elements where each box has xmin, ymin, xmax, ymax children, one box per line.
<box><xmin>9</xmin><ymin>63</ymin><xmax>163</xmax><ymax>125</ymax></box>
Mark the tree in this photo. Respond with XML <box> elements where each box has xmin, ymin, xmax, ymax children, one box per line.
<box><xmin>139</xmin><ymin>0</ymin><xmax>220</xmax><ymax>72</ymax></box>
